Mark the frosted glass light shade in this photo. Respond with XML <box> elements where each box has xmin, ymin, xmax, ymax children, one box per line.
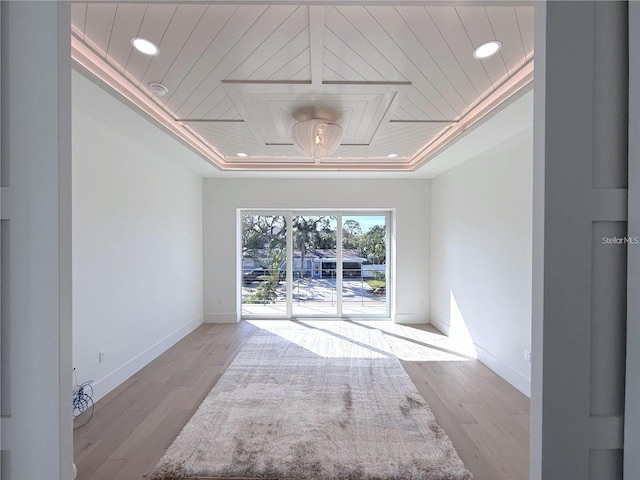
<box><xmin>291</xmin><ymin>119</ymin><xmax>343</xmax><ymax>159</ymax></box>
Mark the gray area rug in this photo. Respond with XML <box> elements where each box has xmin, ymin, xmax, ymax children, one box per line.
<box><xmin>151</xmin><ymin>323</ymin><xmax>473</xmax><ymax>480</ymax></box>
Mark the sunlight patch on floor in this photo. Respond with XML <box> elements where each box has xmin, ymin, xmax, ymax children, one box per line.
<box><xmin>351</xmin><ymin>321</ymin><xmax>476</xmax><ymax>362</ymax></box>
<box><xmin>246</xmin><ymin>320</ymin><xmax>475</xmax><ymax>362</ymax></box>
<box><xmin>245</xmin><ymin>320</ymin><xmax>394</xmax><ymax>359</ymax></box>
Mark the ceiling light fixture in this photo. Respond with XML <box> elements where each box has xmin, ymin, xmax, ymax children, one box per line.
<box><xmin>291</xmin><ymin>118</ymin><xmax>343</xmax><ymax>162</ymax></box>
<box><xmin>149</xmin><ymin>82</ymin><xmax>168</xmax><ymax>96</ymax></box>
<box><xmin>131</xmin><ymin>37</ymin><xmax>160</xmax><ymax>56</ymax></box>
<box><xmin>292</xmin><ymin>119</ymin><xmax>343</xmax><ymax>162</ymax></box>
<box><xmin>291</xmin><ymin>107</ymin><xmax>344</xmax><ymax>163</ymax></box>
<box><xmin>386</xmin><ymin>153</ymin><xmax>398</xmax><ymax>158</ymax></box>
<box><xmin>473</xmin><ymin>40</ymin><xmax>502</xmax><ymax>59</ymax></box>
<box><xmin>236</xmin><ymin>152</ymin><xmax>248</xmax><ymax>157</ymax></box>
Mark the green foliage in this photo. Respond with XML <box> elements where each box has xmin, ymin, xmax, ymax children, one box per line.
<box><xmin>244</xmin><ymin>281</ymin><xmax>278</xmax><ymax>304</ymax></box>
<box><xmin>242</xmin><ymin>215</ymin><xmax>286</xmax><ymax>261</ymax></box>
<box><xmin>292</xmin><ymin>216</ymin><xmax>337</xmax><ymax>276</ymax></box>
<box><xmin>342</xmin><ymin>219</ymin><xmax>362</xmax><ymax>250</ymax></box>
<box><xmin>244</xmin><ymin>249</ymin><xmax>284</xmax><ymax>304</ymax></box>
<box><xmin>365</xmin><ymin>278</ymin><xmax>386</xmax><ymax>289</ymax></box>
<box><xmin>359</xmin><ymin>225</ymin><xmax>386</xmax><ymax>264</ymax></box>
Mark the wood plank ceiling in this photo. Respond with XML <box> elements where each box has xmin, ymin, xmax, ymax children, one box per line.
<box><xmin>71</xmin><ymin>3</ymin><xmax>534</xmax><ymax>172</ymax></box>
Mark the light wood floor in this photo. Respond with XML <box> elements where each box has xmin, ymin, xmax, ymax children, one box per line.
<box><xmin>73</xmin><ymin>321</ymin><xmax>529</xmax><ymax>480</ymax></box>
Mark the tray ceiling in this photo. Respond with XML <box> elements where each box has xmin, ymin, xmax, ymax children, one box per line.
<box><xmin>71</xmin><ymin>2</ymin><xmax>534</xmax><ymax>172</ymax></box>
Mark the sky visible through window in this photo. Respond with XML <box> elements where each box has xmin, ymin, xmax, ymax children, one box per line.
<box><xmin>347</xmin><ymin>216</ymin><xmax>385</xmax><ymax>233</ymax></box>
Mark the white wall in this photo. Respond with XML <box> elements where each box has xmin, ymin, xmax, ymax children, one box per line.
<box><xmin>72</xmin><ymin>70</ymin><xmax>204</xmax><ymax>401</ymax></box>
<box><xmin>430</xmin><ymin>128</ymin><xmax>533</xmax><ymax>396</ymax></box>
<box><xmin>203</xmin><ymin>178</ymin><xmax>430</xmax><ymax>324</ymax></box>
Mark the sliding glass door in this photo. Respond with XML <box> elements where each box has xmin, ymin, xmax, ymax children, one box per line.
<box><xmin>341</xmin><ymin>214</ymin><xmax>388</xmax><ymax>316</ymax></box>
<box><xmin>241</xmin><ymin>214</ymin><xmax>287</xmax><ymax>316</ymax></box>
<box><xmin>240</xmin><ymin>211</ymin><xmax>390</xmax><ymax>319</ymax></box>
<box><xmin>291</xmin><ymin>215</ymin><xmax>338</xmax><ymax>317</ymax></box>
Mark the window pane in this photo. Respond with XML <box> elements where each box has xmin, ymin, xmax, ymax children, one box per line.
<box><xmin>342</xmin><ymin>215</ymin><xmax>387</xmax><ymax>316</ymax></box>
<box><xmin>241</xmin><ymin>214</ymin><xmax>287</xmax><ymax>316</ymax></box>
<box><xmin>292</xmin><ymin>215</ymin><xmax>338</xmax><ymax>316</ymax></box>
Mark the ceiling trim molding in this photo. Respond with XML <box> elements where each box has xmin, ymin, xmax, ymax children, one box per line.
<box><xmin>79</xmin><ymin>1</ymin><xmax>534</xmax><ymax>6</ymax></box>
<box><xmin>218</xmin><ymin>160</ymin><xmax>414</xmax><ymax>171</ymax></box>
<box><xmin>410</xmin><ymin>59</ymin><xmax>534</xmax><ymax>171</ymax></box>
<box><xmin>71</xmin><ymin>35</ymin><xmax>228</xmax><ymax>170</ymax></box>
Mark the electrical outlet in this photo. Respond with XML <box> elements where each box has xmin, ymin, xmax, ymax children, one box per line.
<box><xmin>524</xmin><ymin>350</ymin><xmax>532</xmax><ymax>362</ymax></box>
<box><xmin>99</xmin><ymin>351</ymin><xmax>106</xmax><ymax>363</ymax></box>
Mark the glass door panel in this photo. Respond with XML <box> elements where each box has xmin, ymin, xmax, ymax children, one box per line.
<box><xmin>241</xmin><ymin>214</ymin><xmax>287</xmax><ymax>316</ymax></box>
<box><xmin>342</xmin><ymin>215</ymin><xmax>388</xmax><ymax>316</ymax></box>
<box><xmin>292</xmin><ymin>215</ymin><xmax>338</xmax><ymax>317</ymax></box>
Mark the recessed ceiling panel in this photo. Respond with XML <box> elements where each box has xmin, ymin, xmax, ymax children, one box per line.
<box><xmin>335</xmin><ymin>122</ymin><xmax>452</xmax><ymax>161</ymax></box>
<box><xmin>221</xmin><ymin>82</ymin><xmax>408</xmax><ymax>147</ymax></box>
<box><xmin>182</xmin><ymin>120</ymin><xmax>305</xmax><ymax>161</ymax></box>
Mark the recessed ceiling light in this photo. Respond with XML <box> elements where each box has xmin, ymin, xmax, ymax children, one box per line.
<box><xmin>149</xmin><ymin>82</ymin><xmax>168</xmax><ymax>96</ymax></box>
<box><xmin>473</xmin><ymin>40</ymin><xmax>502</xmax><ymax>59</ymax></box>
<box><xmin>236</xmin><ymin>152</ymin><xmax>248</xmax><ymax>157</ymax></box>
<box><xmin>131</xmin><ymin>37</ymin><xmax>160</xmax><ymax>56</ymax></box>
<box><xmin>386</xmin><ymin>153</ymin><xmax>398</xmax><ymax>158</ymax></box>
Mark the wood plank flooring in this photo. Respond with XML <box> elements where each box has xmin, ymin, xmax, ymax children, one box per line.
<box><xmin>73</xmin><ymin>321</ymin><xmax>529</xmax><ymax>480</ymax></box>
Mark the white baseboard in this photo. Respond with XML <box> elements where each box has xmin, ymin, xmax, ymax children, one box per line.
<box><xmin>474</xmin><ymin>343</ymin><xmax>531</xmax><ymax>397</ymax></box>
<box><xmin>91</xmin><ymin>314</ymin><xmax>203</xmax><ymax>402</ymax></box>
<box><xmin>204</xmin><ymin>312</ymin><xmax>239</xmax><ymax>323</ymax></box>
<box><xmin>429</xmin><ymin>316</ymin><xmax>450</xmax><ymax>335</ymax></box>
<box><xmin>394</xmin><ymin>313</ymin><xmax>429</xmax><ymax>325</ymax></box>
<box><xmin>427</xmin><ymin>317</ymin><xmax>530</xmax><ymax>397</ymax></box>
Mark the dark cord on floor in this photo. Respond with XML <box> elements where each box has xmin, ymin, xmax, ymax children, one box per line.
<box><xmin>72</xmin><ymin>368</ymin><xmax>94</xmax><ymax>429</ymax></box>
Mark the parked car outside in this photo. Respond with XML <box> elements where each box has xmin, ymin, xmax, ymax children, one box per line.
<box><xmin>242</xmin><ymin>268</ymin><xmax>285</xmax><ymax>285</ymax></box>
